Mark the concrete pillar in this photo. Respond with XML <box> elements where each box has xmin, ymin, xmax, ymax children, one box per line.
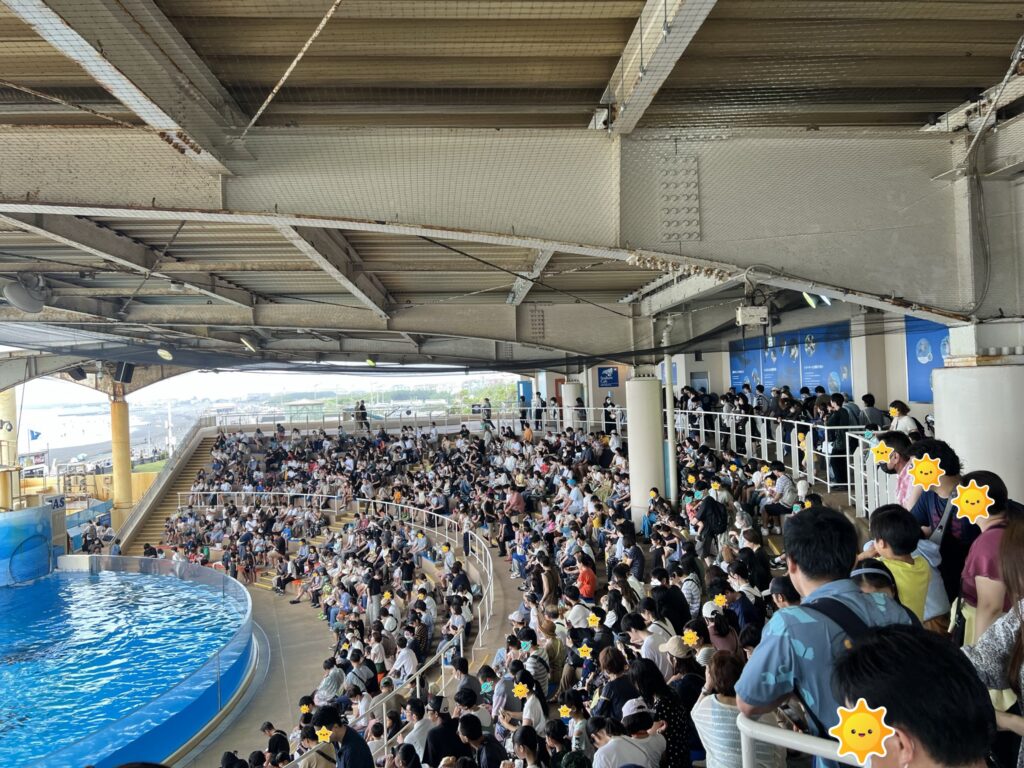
<box><xmin>626</xmin><ymin>371</ymin><xmax>665</xmax><ymax>529</ymax></box>
<box><xmin>663</xmin><ymin>352</ymin><xmax>679</xmax><ymax>506</ymax></box>
<box><xmin>0</xmin><ymin>388</ymin><xmax>17</xmax><ymax>509</ymax></box>
<box><xmin>110</xmin><ymin>391</ymin><xmax>132</xmax><ymax>531</ymax></box>
<box><xmin>934</xmin><ymin>364</ymin><xmax>1024</xmax><ymax>500</ymax></box>
<box><xmin>562</xmin><ymin>381</ymin><xmax>583</xmax><ymax>432</ymax></box>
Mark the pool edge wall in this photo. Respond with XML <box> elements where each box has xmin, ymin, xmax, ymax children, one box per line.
<box><xmin>48</xmin><ymin>555</ymin><xmax>255</xmax><ymax>768</ymax></box>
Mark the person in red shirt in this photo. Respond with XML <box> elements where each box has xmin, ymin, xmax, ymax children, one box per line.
<box><xmin>577</xmin><ymin>554</ymin><xmax>597</xmax><ymax>603</ymax></box>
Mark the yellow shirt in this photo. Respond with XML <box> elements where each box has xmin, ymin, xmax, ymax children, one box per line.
<box><xmin>882</xmin><ymin>555</ymin><xmax>931</xmax><ymax>621</ymax></box>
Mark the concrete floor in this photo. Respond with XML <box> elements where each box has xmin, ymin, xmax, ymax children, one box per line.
<box><xmin>186</xmin><ymin>545</ymin><xmax>520</xmax><ymax>768</ymax></box>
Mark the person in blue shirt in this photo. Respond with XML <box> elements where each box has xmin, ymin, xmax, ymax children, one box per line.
<box><xmin>736</xmin><ymin>507</ymin><xmax>912</xmax><ymax>766</ymax></box>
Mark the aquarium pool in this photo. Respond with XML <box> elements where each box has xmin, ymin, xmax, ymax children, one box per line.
<box><xmin>0</xmin><ymin>556</ymin><xmax>252</xmax><ymax>767</ymax></box>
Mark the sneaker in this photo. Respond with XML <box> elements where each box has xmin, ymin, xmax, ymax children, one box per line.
<box><xmin>772</xmin><ymin>526</ymin><xmax>782</xmax><ymax>535</ymax></box>
<box><xmin>289</xmin><ymin>599</ymin><xmax>300</xmax><ymax>604</ymax></box>
<box><xmin>761</xmin><ymin>526</ymin><xmax>771</xmax><ymax>537</ymax></box>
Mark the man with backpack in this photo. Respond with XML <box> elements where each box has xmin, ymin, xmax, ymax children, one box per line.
<box><xmin>736</xmin><ymin>507</ymin><xmax>913</xmax><ymax>761</ymax></box>
<box><xmin>695</xmin><ymin>482</ymin><xmax>728</xmax><ymax>559</ymax></box>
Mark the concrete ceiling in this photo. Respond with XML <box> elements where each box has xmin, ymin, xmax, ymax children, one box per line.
<box><xmin>0</xmin><ymin>0</ymin><xmax>1017</xmax><ymax>380</ymax></box>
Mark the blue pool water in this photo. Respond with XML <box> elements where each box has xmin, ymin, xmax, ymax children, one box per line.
<box><xmin>0</xmin><ymin>569</ymin><xmax>247</xmax><ymax>766</ymax></box>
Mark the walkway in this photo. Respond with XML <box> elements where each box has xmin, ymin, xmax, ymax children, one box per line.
<box><xmin>182</xmin><ymin>538</ymin><xmax>519</xmax><ymax>767</ymax></box>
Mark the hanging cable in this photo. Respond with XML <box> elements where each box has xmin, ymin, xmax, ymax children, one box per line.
<box><xmin>239</xmin><ymin>0</ymin><xmax>346</xmax><ymax>140</ymax></box>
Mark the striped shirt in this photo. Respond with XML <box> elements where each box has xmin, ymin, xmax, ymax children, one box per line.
<box><xmin>692</xmin><ymin>695</ymin><xmax>785</xmax><ymax>768</ymax></box>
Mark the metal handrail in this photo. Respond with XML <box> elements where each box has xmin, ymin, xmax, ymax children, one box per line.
<box><xmin>737</xmin><ymin>714</ymin><xmax>859</xmax><ymax>768</ymax></box>
<box><xmin>175</xmin><ymin>494</ymin><xmax>494</xmax><ymax>645</ymax></box>
<box><xmin>116</xmin><ymin>414</ymin><xmax>215</xmax><ymax>544</ymax></box>
<box><xmin>683</xmin><ymin>410</ymin><xmax>863</xmax><ymax>492</ymax></box>
<box><xmin>204</xmin><ymin>402</ymin><xmax>628</xmax><ymax>437</ymax></box>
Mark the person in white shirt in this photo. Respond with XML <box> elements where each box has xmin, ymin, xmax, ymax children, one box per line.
<box><xmin>400</xmin><ymin>698</ymin><xmax>432</xmax><ymax>760</ymax></box>
<box><xmin>621</xmin><ymin>698</ymin><xmax>666</xmax><ymax>767</ymax></box>
<box><xmin>622</xmin><ymin>611</ymin><xmax>673</xmax><ymax>680</ymax></box>
<box><xmin>587</xmin><ymin>717</ymin><xmax>649</xmax><ymax>768</ymax></box>
<box><xmin>563</xmin><ymin>587</ymin><xmax>592</xmax><ymax>629</ymax></box>
<box><xmin>391</xmin><ymin>636</ymin><xmax>418</xmax><ymax>684</ymax></box>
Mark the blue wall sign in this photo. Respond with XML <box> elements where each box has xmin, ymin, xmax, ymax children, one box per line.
<box><xmin>905</xmin><ymin>318</ymin><xmax>949</xmax><ymax>403</ymax></box>
<box><xmin>597</xmin><ymin>367</ymin><xmax>620</xmax><ymax>388</ymax></box>
<box><xmin>728</xmin><ymin>322</ymin><xmax>852</xmax><ymax>395</ymax></box>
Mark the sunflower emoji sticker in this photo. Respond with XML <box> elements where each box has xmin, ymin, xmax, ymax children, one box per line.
<box><xmin>908</xmin><ymin>453</ymin><xmax>945</xmax><ymax>491</ymax></box>
<box><xmin>828</xmin><ymin>699</ymin><xmax>894</xmax><ymax>765</ymax></box>
<box><xmin>953</xmin><ymin>479</ymin><xmax>994</xmax><ymax>524</ymax></box>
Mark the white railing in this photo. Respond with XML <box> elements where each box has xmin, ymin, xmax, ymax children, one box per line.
<box><xmin>174</xmin><ymin>494</ymin><xmax>494</xmax><ymax>648</ymax></box>
<box><xmin>117</xmin><ymin>414</ymin><xmax>217</xmax><ymax>544</ymax></box>
<box><xmin>683</xmin><ymin>410</ymin><xmax>862</xmax><ymax>492</ymax></box>
<box><xmin>846</xmin><ymin>432</ymin><xmax>900</xmax><ymax>518</ymax></box>
<box><xmin>177</xmin><ymin>490</ymin><xmax>343</xmax><ymax>515</ymax></box>
<box><xmin>737</xmin><ymin>715</ymin><xmax>859</xmax><ymax>768</ymax></box>
<box><xmin>205</xmin><ymin>402</ymin><xmax>628</xmax><ymax>438</ymax></box>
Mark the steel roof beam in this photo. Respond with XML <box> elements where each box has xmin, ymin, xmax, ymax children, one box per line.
<box><xmin>0</xmin><ymin>214</ymin><xmax>255</xmax><ymax>308</ymax></box>
<box><xmin>601</xmin><ymin>0</ymin><xmax>717</xmax><ymax>134</ymax></box>
<box><xmin>276</xmin><ymin>225</ymin><xmax>394</xmax><ymax>320</ymax></box>
<box><xmin>1</xmin><ymin>0</ymin><xmax>247</xmax><ymax>174</ymax></box>
<box><xmin>506</xmin><ymin>249</ymin><xmax>554</xmax><ymax>306</ymax></box>
<box><xmin>638</xmin><ymin>273</ymin><xmax>739</xmax><ymax>315</ymax></box>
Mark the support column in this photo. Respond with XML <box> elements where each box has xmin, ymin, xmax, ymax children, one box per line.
<box><xmin>562</xmin><ymin>381</ymin><xmax>583</xmax><ymax>432</ymax></box>
<box><xmin>626</xmin><ymin>370</ymin><xmax>665</xmax><ymax>529</ymax></box>
<box><xmin>0</xmin><ymin>388</ymin><xmax>16</xmax><ymax>510</ymax></box>
<box><xmin>934</xmin><ymin>323</ymin><xmax>1024</xmax><ymax>499</ymax></box>
<box><xmin>110</xmin><ymin>389</ymin><xmax>132</xmax><ymax>531</ymax></box>
<box><xmin>663</xmin><ymin>349</ymin><xmax>679</xmax><ymax>506</ymax></box>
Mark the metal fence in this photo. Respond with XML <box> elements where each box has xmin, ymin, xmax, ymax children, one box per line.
<box><xmin>205</xmin><ymin>402</ymin><xmax>627</xmax><ymax>437</ymax></box>
<box><xmin>680</xmin><ymin>410</ymin><xmax>862</xmax><ymax>493</ymax></box>
<box><xmin>174</xmin><ymin>493</ymin><xmax>494</xmax><ymax>650</ymax></box>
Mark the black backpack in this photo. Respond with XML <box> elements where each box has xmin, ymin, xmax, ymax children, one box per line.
<box><xmin>699</xmin><ymin>496</ymin><xmax>728</xmax><ymax>537</ymax></box>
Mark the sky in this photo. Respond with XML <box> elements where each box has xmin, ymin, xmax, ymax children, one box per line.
<box><xmin>16</xmin><ymin>370</ymin><xmax>515</xmax><ymax>409</ymax></box>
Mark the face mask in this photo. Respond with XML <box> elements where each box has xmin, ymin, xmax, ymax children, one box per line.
<box><xmin>650</xmin><ymin>579</ymin><xmax>661</xmax><ymax>587</ymax></box>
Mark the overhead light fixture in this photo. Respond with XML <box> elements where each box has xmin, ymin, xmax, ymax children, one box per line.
<box><xmin>819</xmin><ymin>294</ymin><xmax>832</xmax><ymax>306</ymax></box>
<box><xmin>802</xmin><ymin>291</ymin><xmax>818</xmax><ymax>309</ymax></box>
<box><xmin>366</xmin><ymin>358</ymin><xmax>376</xmax><ymax>367</ymax></box>
<box><xmin>3</xmin><ymin>275</ymin><xmax>47</xmax><ymax>313</ymax></box>
<box><xmin>156</xmin><ymin>347</ymin><xmax>174</xmax><ymax>361</ymax></box>
<box><xmin>240</xmin><ymin>335</ymin><xmax>258</xmax><ymax>353</ymax></box>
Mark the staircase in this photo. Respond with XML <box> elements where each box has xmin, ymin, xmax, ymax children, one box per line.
<box><xmin>123</xmin><ymin>437</ymin><xmax>216</xmax><ymax>555</ymax></box>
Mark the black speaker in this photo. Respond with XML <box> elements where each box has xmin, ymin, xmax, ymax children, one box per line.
<box><xmin>695</xmin><ymin>352</ymin><xmax>703</xmax><ymax>362</ymax></box>
<box><xmin>67</xmin><ymin>366</ymin><xmax>87</xmax><ymax>381</ymax></box>
<box><xmin>114</xmin><ymin>362</ymin><xmax>135</xmax><ymax>384</ymax></box>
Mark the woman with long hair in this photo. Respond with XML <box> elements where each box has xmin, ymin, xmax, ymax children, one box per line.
<box><xmin>558</xmin><ymin>688</ymin><xmax>592</xmax><ymax>758</ymax></box>
<box><xmin>512</xmin><ymin>725</ymin><xmax>549</xmax><ymax>768</ymax></box>
<box><xmin>628</xmin><ymin>657</ymin><xmax>694</xmax><ymax>768</ymax></box>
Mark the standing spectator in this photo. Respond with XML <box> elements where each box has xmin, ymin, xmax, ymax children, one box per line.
<box><xmin>736</xmin><ymin>508</ymin><xmax>912</xmax><ymax>744</ymax></box>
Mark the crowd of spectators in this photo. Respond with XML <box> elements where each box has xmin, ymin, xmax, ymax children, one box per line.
<box><xmin>152</xmin><ymin>385</ymin><xmax>1020</xmax><ymax>768</ymax></box>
